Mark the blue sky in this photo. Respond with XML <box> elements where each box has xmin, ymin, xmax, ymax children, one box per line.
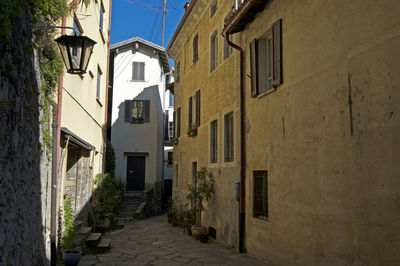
<box><xmin>110</xmin><ymin>0</ymin><xmax>186</xmax><ymax>47</ymax></box>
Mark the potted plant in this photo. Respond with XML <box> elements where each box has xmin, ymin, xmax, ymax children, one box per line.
<box><xmin>170</xmin><ymin>137</ymin><xmax>179</xmax><ymax>145</ymax></box>
<box><xmin>183</xmin><ymin>209</ymin><xmax>195</xmax><ymax>235</ymax></box>
<box><xmin>62</xmin><ymin>196</ymin><xmax>81</xmax><ymax>266</ymax></box>
<box><xmin>167</xmin><ymin>197</ymin><xmax>177</xmax><ymax>225</ymax></box>
<box><xmin>186</xmin><ymin>167</ymin><xmax>215</xmax><ymax>240</ymax></box>
<box><xmin>187</xmin><ymin>122</ymin><xmax>198</xmax><ymax>137</ymax></box>
<box><xmin>199</xmin><ymin>227</ymin><xmax>209</xmax><ymax>243</ymax></box>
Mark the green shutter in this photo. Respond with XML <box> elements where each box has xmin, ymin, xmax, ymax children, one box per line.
<box><xmin>125</xmin><ymin>100</ymin><xmax>132</xmax><ymax>122</ymax></box>
<box><xmin>250</xmin><ymin>39</ymin><xmax>258</xmax><ymax>97</ymax></box>
<box><xmin>272</xmin><ymin>19</ymin><xmax>282</xmax><ymax>87</ymax></box>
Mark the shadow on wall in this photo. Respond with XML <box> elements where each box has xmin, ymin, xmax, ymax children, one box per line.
<box><xmin>111</xmin><ymin>85</ymin><xmax>163</xmax><ymax>180</ymax></box>
<box><xmin>0</xmin><ymin>11</ymin><xmax>48</xmax><ymax>266</ymax></box>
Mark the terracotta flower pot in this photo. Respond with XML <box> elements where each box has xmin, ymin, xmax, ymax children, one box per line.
<box><xmin>191</xmin><ymin>225</ymin><xmax>202</xmax><ymax>240</ymax></box>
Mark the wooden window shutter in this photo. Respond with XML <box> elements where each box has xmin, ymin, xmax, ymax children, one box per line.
<box><xmin>196</xmin><ymin>90</ymin><xmax>200</xmax><ymax>126</ymax></box>
<box><xmin>132</xmin><ymin>62</ymin><xmax>145</xmax><ymax>80</ymax></box>
<box><xmin>173</xmin><ymin>111</ymin><xmax>176</xmax><ymax>137</ymax></box>
<box><xmin>124</xmin><ymin>100</ymin><xmax>132</xmax><ymax>122</ymax></box>
<box><xmin>250</xmin><ymin>39</ymin><xmax>258</xmax><ymax>97</ymax></box>
<box><xmin>139</xmin><ymin>62</ymin><xmax>145</xmax><ymax>80</ymax></box>
<box><xmin>188</xmin><ymin>96</ymin><xmax>193</xmax><ymax>126</ymax></box>
<box><xmin>272</xmin><ymin>19</ymin><xmax>282</xmax><ymax>87</ymax></box>
<box><xmin>177</xmin><ymin>107</ymin><xmax>181</xmax><ymax>137</ymax></box>
<box><xmin>253</xmin><ymin>171</ymin><xmax>268</xmax><ymax>218</ymax></box>
<box><xmin>132</xmin><ymin>62</ymin><xmax>138</xmax><ymax>80</ymax></box>
<box><xmin>164</xmin><ymin>112</ymin><xmax>169</xmax><ymax>140</ymax></box>
<box><xmin>144</xmin><ymin>100</ymin><xmax>150</xmax><ymax>122</ymax></box>
<box><xmin>193</xmin><ymin>34</ymin><xmax>198</xmax><ymax>63</ymax></box>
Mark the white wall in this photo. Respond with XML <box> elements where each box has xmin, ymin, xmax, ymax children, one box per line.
<box><xmin>111</xmin><ymin>44</ymin><xmax>166</xmax><ymax>189</ymax></box>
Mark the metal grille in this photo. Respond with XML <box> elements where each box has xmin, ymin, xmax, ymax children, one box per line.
<box><xmin>224</xmin><ymin>112</ymin><xmax>234</xmax><ymax>162</ymax></box>
<box><xmin>210</xmin><ymin>120</ymin><xmax>218</xmax><ymax>163</ymax></box>
<box><xmin>253</xmin><ymin>170</ymin><xmax>268</xmax><ymax>219</ymax></box>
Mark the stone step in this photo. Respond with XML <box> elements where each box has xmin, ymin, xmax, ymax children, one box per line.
<box><xmin>77</xmin><ymin>227</ymin><xmax>92</xmax><ymax>237</ymax></box>
<box><xmin>74</xmin><ymin>220</ymin><xmax>83</xmax><ymax>228</ymax></box>
<box><xmin>95</xmin><ymin>238</ymin><xmax>111</xmax><ymax>254</ymax></box>
<box><xmin>86</xmin><ymin>232</ymin><xmax>102</xmax><ymax>248</ymax></box>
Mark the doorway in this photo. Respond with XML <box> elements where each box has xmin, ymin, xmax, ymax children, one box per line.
<box><xmin>126</xmin><ymin>156</ymin><xmax>146</xmax><ymax>191</ymax></box>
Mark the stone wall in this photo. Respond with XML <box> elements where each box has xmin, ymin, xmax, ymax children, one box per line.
<box><xmin>0</xmin><ymin>0</ymin><xmax>47</xmax><ymax>264</ymax></box>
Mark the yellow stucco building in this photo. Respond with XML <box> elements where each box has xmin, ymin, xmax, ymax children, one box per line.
<box><xmin>57</xmin><ymin>0</ymin><xmax>111</xmax><ymax>217</ymax></box>
<box><xmin>168</xmin><ymin>0</ymin><xmax>400</xmax><ymax>265</ymax></box>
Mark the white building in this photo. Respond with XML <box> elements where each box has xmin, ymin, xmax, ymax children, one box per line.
<box><xmin>108</xmin><ymin>37</ymin><xmax>173</xmax><ymax>212</ymax></box>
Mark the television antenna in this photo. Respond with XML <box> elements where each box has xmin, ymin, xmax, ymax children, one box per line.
<box><xmin>125</xmin><ymin>0</ymin><xmax>168</xmax><ymax>47</ymax></box>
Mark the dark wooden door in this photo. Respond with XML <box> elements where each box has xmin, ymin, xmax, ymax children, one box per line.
<box><xmin>126</xmin><ymin>156</ymin><xmax>145</xmax><ymax>191</ymax></box>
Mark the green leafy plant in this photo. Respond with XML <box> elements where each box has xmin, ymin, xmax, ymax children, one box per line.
<box><xmin>170</xmin><ymin>137</ymin><xmax>179</xmax><ymax>145</ymax></box>
<box><xmin>92</xmin><ymin>173</ymin><xmax>125</xmax><ymax>222</ymax></box>
<box><xmin>105</xmin><ymin>140</ymin><xmax>116</xmax><ymax>178</ymax></box>
<box><xmin>187</xmin><ymin>122</ymin><xmax>198</xmax><ymax>136</ymax></box>
<box><xmin>186</xmin><ymin>168</ymin><xmax>215</xmax><ymax>226</ymax></box>
<box><xmin>61</xmin><ymin>195</ymin><xmax>77</xmax><ymax>249</ymax></box>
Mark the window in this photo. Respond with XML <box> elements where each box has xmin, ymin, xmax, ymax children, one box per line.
<box><xmin>96</xmin><ymin>67</ymin><xmax>102</xmax><ymax>102</ymax></box>
<box><xmin>175</xmin><ymin>165</ymin><xmax>178</xmax><ymax>188</ymax></box>
<box><xmin>99</xmin><ymin>2</ymin><xmax>104</xmax><ymax>31</ymax></box>
<box><xmin>188</xmin><ymin>96</ymin><xmax>193</xmax><ymax>127</ymax></box>
<box><xmin>168</xmin><ymin>121</ymin><xmax>174</xmax><ymax>139</ymax></box>
<box><xmin>124</xmin><ymin>100</ymin><xmax>150</xmax><ymax>123</ymax></box>
<box><xmin>132</xmin><ymin>62</ymin><xmax>145</xmax><ymax>81</ymax></box>
<box><xmin>210</xmin><ymin>31</ymin><xmax>218</xmax><ymax>71</ymax></box>
<box><xmin>193</xmin><ymin>34</ymin><xmax>199</xmax><ymax>64</ymax></box>
<box><xmin>224</xmin><ymin>112</ymin><xmax>234</xmax><ymax>162</ymax></box>
<box><xmin>210</xmin><ymin>120</ymin><xmax>218</xmax><ymax>163</ymax></box>
<box><xmin>169</xmin><ymin>92</ymin><xmax>174</xmax><ymax>107</ymax></box>
<box><xmin>177</xmin><ymin>107</ymin><xmax>181</xmax><ymax>137</ymax></box>
<box><xmin>250</xmin><ymin>19</ymin><xmax>282</xmax><ymax>96</ymax></box>
<box><xmin>188</xmin><ymin>90</ymin><xmax>201</xmax><ymax>130</ymax></box>
<box><xmin>210</xmin><ymin>2</ymin><xmax>218</xmax><ymax>17</ymax></box>
<box><xmin>167</xmin><ymin>152</ymin><xmax>173</xmax><ymax>166</ymax></box>
<box><xmin>223</xmin><ymin>13</ymin><xmax>233</xmax><ymax>59</ymax></box>
<box><xmin>164</xmin><ymin>112</ymin><xmax>169</xmax><ymax>140</ymax></box>
<box><xmin>195</xmin><ymin>90</ymin><xmax>200</xmax><ymax>126</ymax></box>
<box><xmin>176</xmin><ymin>61</ymin><xmax>180</xmax><ymax>83</ymax></box>
<box><xmin>253</xmin><ymin>171</ymin><xmax>268</xmax><ymax>219</ymax></box>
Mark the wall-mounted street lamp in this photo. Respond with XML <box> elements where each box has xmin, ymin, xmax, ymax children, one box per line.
<box><xmin>33</xmin><ymin>24</ymin><xmax>96</xmax><ymax>75</ymax></box>
<box><xmin>54</xmin><ymin>35</ymin><xmax>96</xmax><ymax>74</ymax></box>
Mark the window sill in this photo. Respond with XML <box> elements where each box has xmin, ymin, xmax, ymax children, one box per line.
<box><xmin>96</xmin><ymin>98</ymin><xmax>103</xmax><ymax>106</ymax></box>
<box><xmin>131</xmin><ymin>120</ymin><xmax>146</xmax><ymax>124</ymax></box>
<box><xmin>130</xmin><ymin>80</ymin><xmax>146</xmax><ymax>82</ymax></box>
<box><xmin>256</xmin><ymin>88</ymin><xmax>276</xmax><ymax>99</ymax></box>
<box><xmin>187</xmin><ymin>131</ymin><xmax>197</xmax><ymax>137</ymax></box>
<box><xmin>253</xmin><ymin>215</ymin><xmax>269</xmax><ymax>221</ymax></box>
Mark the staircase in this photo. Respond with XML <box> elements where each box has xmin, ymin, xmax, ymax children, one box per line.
<box><xmin>76</xmin><ymin>225</ymin><xmax>111</xmax><ymax>254</ymax></box>
<box><xmin>118</xmin><ymin>191</ymin><xmax>150</xmax><ymax>220</ymax></box>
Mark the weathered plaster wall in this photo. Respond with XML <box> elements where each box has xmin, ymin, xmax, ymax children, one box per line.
<box><xmin>170</xmin><ymin>0</ymin><xmax>241</xmax><ymax>247</ymax></box>
<box><xmin>242</xmin><ymin>0</ymin><xmax>400</xmax><ymax>265</ymax></box>
<box><xmin>170</xmin><ymin>0</ymin><xmax>400</xmax><ymax>264</ymax></box>
<box><xmin>0</xmin><ymin>1</ymin><xmax>47</xmax><ymax>264</ymax></box>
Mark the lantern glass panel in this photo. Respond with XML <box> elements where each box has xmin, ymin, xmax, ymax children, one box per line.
<box><xmin>57</xmin><ymin>41</ymin><xmax>71</xmax><ymax>70</ymax></box>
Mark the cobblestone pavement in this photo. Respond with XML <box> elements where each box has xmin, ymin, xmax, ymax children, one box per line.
<box><xmin>79</xmin><ymin>214</ymin><xmax>271</xmax><ymax>266</ymax></box>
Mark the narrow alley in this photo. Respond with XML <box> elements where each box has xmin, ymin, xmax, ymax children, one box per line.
<box><xmin>79</xmin><ymin>214</ymin><xmax>270</xmax><ymax>266</ymax></box>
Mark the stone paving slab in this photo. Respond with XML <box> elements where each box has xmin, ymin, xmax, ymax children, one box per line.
<box><xmin>80</xmin><ymin>214</ymin><xmax>272</xmax><ymax>266</ymax></box>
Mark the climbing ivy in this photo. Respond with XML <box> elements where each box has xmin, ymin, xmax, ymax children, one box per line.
<box><xmin>1</xmin><ymin>0</ymin><xmax>91</xmax><ymax>156</ymax></box>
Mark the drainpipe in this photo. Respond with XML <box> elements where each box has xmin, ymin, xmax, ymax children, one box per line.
<box><xmin>225</xmin><ymin>33</ymin><xmax>246</xmax><ymax>253</ymax></box>
<box><xmin>50</xmin><ymin>101</ymin><xmax>58</xmax><ymax>266</ymax></box>
<box><xmin>50</xmin><ymin>16</ymin><xmax>66</xmax><ymax>266</ymax></box>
